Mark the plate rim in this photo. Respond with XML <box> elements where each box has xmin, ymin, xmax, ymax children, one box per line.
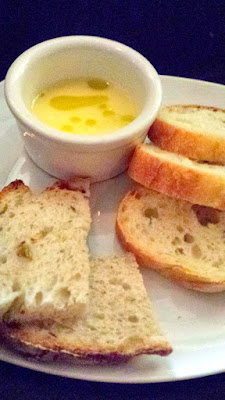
<box><xmin>0</xmin><ymin>349</ymin><xmax>223</xmax><ymax>384</ymax></box>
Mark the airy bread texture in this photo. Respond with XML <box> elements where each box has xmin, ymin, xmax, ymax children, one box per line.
<box><xmin>128</xmin><ymin>144</ymin><xmax>225</xmax><ymax>210</ymax></box>
<box><xmin>0</xmin><ymin>180</ymin><xmax>91</xmax><ymax>325</ymax></box>
<box><xmin>148</xmin><ymin>105</ymin><xmax>225</xmax><ymax>164</ymax></box>
<box><xmin>4</xmin><ymin>255</ymin><xmax>172</xmax><ymax>361</ymax></box>
<box><xmin>116</xmin><ymin>187</ymin><xmax>225</xmax><ymax>292</ymax></box>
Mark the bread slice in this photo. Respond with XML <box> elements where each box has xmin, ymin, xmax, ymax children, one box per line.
<box><xmin>128</xmin><ymin>143</ymin><xmax>225</xmax><ymax>210</ymax></box>
<box><xmin>116</xmin><ymin>187</ymin><xmax>225</xmax><ymax>292</ymax></box>
<box><xmin>0</xmin><ymin>180</ymin><xmax>91</xmax><ymax>325</ymax></box>
<box><xmin>3</xmin><ymin>255</ymin><xmax>172</xmax><ymax>361</ymax></box>
<box><xmin>148</xmin><ymin>105</ymin><xmax>225</xmax><ymax>164</ymax></box>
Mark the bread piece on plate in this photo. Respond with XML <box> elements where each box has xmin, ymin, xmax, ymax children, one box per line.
<box><xmin>116</xmin><ymin>187</ymin><xmax>225</xmax><ymax>292</ymax></box>
<box><xmin>0</xmin><ymin>180</ymin><xmax>91</xmax><ymax>326</ymax></box>
<box><xmin>148</xmin><ymin>105</ymin><xmax>225</xmax><ymax>164</ymax></box>
<box><xmin>128</xmin><ymin>143</ymin><xmax>225</xmax><ymax>210</ymax></box>
<box><xmin>3</xmin><ymin>255</ymin><xmax>172</xmax><ymax>362</ymax></box>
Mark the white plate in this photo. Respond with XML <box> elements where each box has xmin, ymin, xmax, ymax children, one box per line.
<box><xmin>1</xmin><ymin>76</ymin><xmax>225</xmax><ymax>383</ymax></box>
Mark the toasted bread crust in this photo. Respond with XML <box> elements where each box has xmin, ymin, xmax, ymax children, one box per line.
<box><xmin>116</xmin><ymin>216</ymin><xmax>225</xmax><ymax>292</ymax></box>
<box><xmin>148</xmin><ymin>105</ymin><xmax>225</xmax><ymax>164</ymax></box>
<box><xmin>128</xmin><ymin>145</ymin><xmax>225</xmax><ymax>210</ymax></box>
<box><xmin>116</xmin><ymin>189</ymin><xmax>225</xmax><ymax>293</ymax></box>
<box><xmin>0</xmin><ymin>180</ymin><xmax>29</xmax><ymax>198</ymax></box>
<box><xmin>2</xmin><ymin>325</ymin><xmax>172</xmax><ymax>360</ymax></box>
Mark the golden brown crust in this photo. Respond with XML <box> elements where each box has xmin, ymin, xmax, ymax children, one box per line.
<box><xmin>148</xmin><ymin>105</ymin><xmax>225</xmax><ymax>164</ymax></box>
<box><xmin>128</xmin><ymin>145</ymin><xmax>225</xmax><ymax>210</ymax></box>
<box><xmin>116</xmin><ymin>190</ymin><xmax>225</xmax><ymax>293</ymax></box>
<box><xmin>1</xmin><ymin>325</ymin><xmax>172</xmax><ymax>361</ymax></box>
<box><xmin>48</xmin><ymin>178</ymin><xmax>90</xmax><ymax>198</ymax></box>
<box><xmin>116</xmin><ymin>219</ymin><xmax>225</xmax><ymax>292</ymax></box>
<box><xmin>0</xmin><ymin>178</ymin><xmax>90</xmax><ymax>198</ymax></box>
<box><xmin>0</xmin><ymin>180</ymin><xmax>29</xmax><ymax>199</ymax></box>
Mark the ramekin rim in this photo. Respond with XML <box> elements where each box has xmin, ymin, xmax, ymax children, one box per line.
<box><xmin>4</xmin><ymin>35</ymin><xmax>162</xmax><ymax>146</ymax></box>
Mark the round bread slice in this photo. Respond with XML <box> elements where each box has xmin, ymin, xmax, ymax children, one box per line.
<box><xmin>148</xmin><ymin>105</ymin><xmax>225</xmax><ymax>164</ymax></box>
<box><xmin>116</xmin><ymin>187</ymin><xmax>225</xmax><ymax>292</ymax></box>
<box><xmin>128</xmin><ymin>144</ymin><xmax>225</xmax><ymax>210</ymax></box>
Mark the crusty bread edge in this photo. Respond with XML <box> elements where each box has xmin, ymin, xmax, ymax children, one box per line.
<box><xmin>116</xmin><ymin>220</ymin><xmax>225</xmax><ymax>292</ymax></box>
<box><xmin>0</xmin><ymin>323</ymin><xmax>172</xmax><ymax>363</ymax></box>
<box><xmin>0</xmin><ymin>180</ymin><xmax>29</xmax><ymax>199</ymax></box>
<box><xmin>148</xmin><ymin>105</ymin><xmax>225</xmax><ymax>165</ymax></box>
<box><xmin>48</xmin><ymin>178</ymin><xmax>90</xmax><ymax>198</ymax></box>
<box><xmin>116</xmin><ymin>191</ymin><xmax>225</xmax><ymax>293</ymax></box>
<box><xmin>128</xmin><ymin>145</ymin><xmax>225</xmax><ymax>210</ymax></box>
<box><xmin>0</xmin><ymin>178</ymin><xmax>91</xmax><ymax>198</ymax></box>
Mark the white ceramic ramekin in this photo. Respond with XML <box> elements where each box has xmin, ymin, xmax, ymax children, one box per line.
<box><xmin>5</xmin><ymin>36</ymin><xmax>162</xmax><ymax>182</ymax></box>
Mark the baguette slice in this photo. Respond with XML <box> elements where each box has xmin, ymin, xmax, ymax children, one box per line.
<box><xmin>148</xmin><ymin>105</ymin><xmax>225</xmax><ymax>164</ymax></box>
<box><xmin>116</xmin><ymin>187</ymin><xmax>225</xmax><ymax>292</ymax></box>
<box><xmin>3</xmin><ymin>255</ymin><xmax>172</xmax><ymax>361</ymax></box>
<box><xmin>128</xmin><ymin>143</ymin><xmax>225</xmax><ymax>210</ymax></box>
<box><xmin>0</xmin><ymin>180</ymin><xmax>91</xmax><ymax>325</ymax></box>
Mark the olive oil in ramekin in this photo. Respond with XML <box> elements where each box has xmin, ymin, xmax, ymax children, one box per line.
<box><xmin>32</xmin><ymin>78</ymin><xmax>137</xmax><ymax>135</ymax></box>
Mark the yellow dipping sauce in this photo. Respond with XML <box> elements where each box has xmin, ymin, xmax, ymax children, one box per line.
<box><xmin>31</xmin><ymin>78</ymin><xmax>137</xmax><ymax>135</ymax></box>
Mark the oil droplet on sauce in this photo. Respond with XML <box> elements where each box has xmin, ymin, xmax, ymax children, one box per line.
<box><xmin>50</xmin><ymin>95</ymin><xmax>108</xmax><ymax>111</ymax></box>
<box><xmin>85</xmin><ymin>119</ymin><xmax>96</xmax><ymax>126</ymax></box>
<box><xmin>103</xmin><ymin>109</ymin><xmax>115</xmax><ymax>117</ymax></box>
<box><xmin>61</xmin><ymin>124</ymin><xmax>73</xmax><ymax>132</ymax></box>
<box><xmin>31</xmin><ymin>78</ymin><xmax>137</xmax><ymax>135</ymax></box>
<box><xmin>87</xmin><ymin>78</ymin><xmax>109</xmax><ymax>90</ymax></box>
<box><xmin>121</xmin><ymin>115</ymin><xmax>135</xmax><ymax>123</ymax></box>
<box><xmin>70</xmin><ymin>116</ymin><xmax>81</xmax><ymax>123</ymax></box>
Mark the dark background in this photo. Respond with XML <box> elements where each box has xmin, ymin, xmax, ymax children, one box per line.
<box><xmin>1</xmin><ymin>0</ymin><xmax>225</xmax><ymax>398</ymax></box>
<box><xmin>0</xmin><ymin>362</ymin><xmax>225</xmax><ymax>400</ymax></box>
<box><xmin>0</xmin><ymin>0</ymin><xmax>224</xmax><ymax>84</ymax></box>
